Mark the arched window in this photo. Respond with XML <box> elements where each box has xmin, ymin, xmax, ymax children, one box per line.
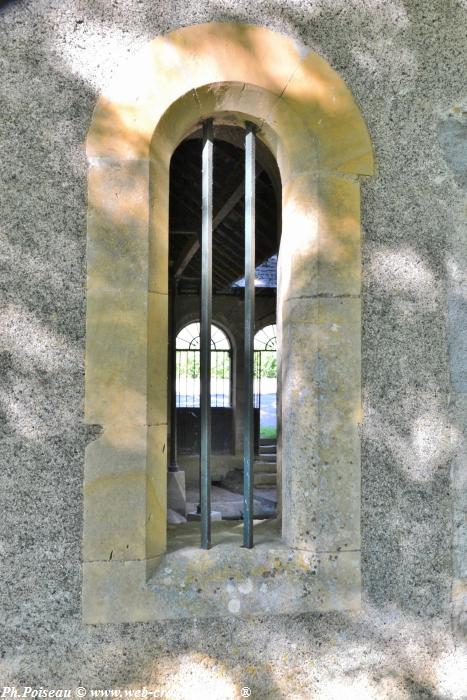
<box><xmin>254</xmin><ymin>323</ymin><xmax>277</xmax><ymax>350</ymax></box>
<box><xmin>176</xmin><ymin>322</ymin><xmax>232</xmax><ymax>408</ymax></box>
<box><xmin>83</xmin><ymin>22</ymin><xmax>374</xmax><ymax>623</ymax></box>
<box><xmin>254</xmin><ymin>324</ymin><xmax>277</xmax><ymax>443</ymax></box>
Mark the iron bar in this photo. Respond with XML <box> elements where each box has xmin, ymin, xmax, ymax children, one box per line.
<box><xmin>168</xmin><ymin>274</ymin><xmax>179</xmax><ymax>472</ymax></box>
<box><xmin>243</xmin><ymin>122</ymin><xmax>256</xmax><ymax>548</ymax></box>
<box><xmin>200</xmin><ymin>119</ymin><xmax>213</xmax><ymax>549</ymax></box>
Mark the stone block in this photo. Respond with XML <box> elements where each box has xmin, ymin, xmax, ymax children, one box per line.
<box><xmin>280</xmin><ymin>174</ymin><xmax>361</xmax><ymax>300</ymax></box>
<box><xmin>318</xmin><ymin>175</ymin><xmax>361</xmax><ymax>296</ymax></box>
<box><xmin>85</xmin><ymin>424</ymin><xmax>148</xmax><ymax>481</ymax></box>
<box><xmin>150</xmin><ymin>88</ymin><xmax>200</xmax><ymax>168</ymax></box>
<box><xmin>85</xmin><ymin>288</ymin><xmax>148</xmax><ymax>427</ymax></box>
<box><xmin>286</xmin><ymin>297</ymin><xmax>361</xmax><ymax>429</ymax></box>
<box><xmin>82</xmin><ymin>526</ymin><xmax>361</xmax><ymax>623</ymax></box>
<box><xmin>281</xmin><ymin>306</ymin><xmax>320</xmax><ymax>548</ymax></box>
<box><xmin>87</xmin><ymin>38</ymin><xmax>194</xmax><ymax>159</ymax></box>
<box><xmin>83</xmin><ymin>424</ymin><xmax>150</xmax><ymax>561</ymax></box>
<box><xmin>82</xmin><ymin>558</ymin><xmax>159</xmax><ymax>624</ymax></box>
<box><xmin>281</xmin><ymin>297</ymin><xmax>361</xmax><ymax>550</ymax></box>
<box><xmin>268</xmin><ymin>97</ymin><xmax>319</xmax><ymax>184</ymax></box>
<box><xmin>316</xmin><ymin>417</ymin><xmax>361</xmax><ymax>551</ymax></box>
<box><xmin>167</xmin><ymin>470</ymin><xmax>186</xmax><ymax>516</ymax></box>
<box><xmin>146</xmin><ymin>423</ymin><xmax>169</xmax><ymax>560</ymax></box>
<box><xmin>196</xmin><ymin>82</ymin><xmax>276</xmax><ymax>126</ymax></box>
<box><xmin>147</xmin><ymin>291</ymin><xmax>168</xmax><ymax>426</ymax></box>
<box><xmin>279</xmin><ymin>194</ymin><xmax>319</xmax><ymax>303</ymax></box>
<box><xmin>167</xmin><ymin>23</ymin><xmax>301</xmax><ymax>98</ymax></box>
<box><xmin>146</xmin><ymin>469</ymin><xmax>167</xmax><ymax>561</ymax></box>
<box><xmin>148</xmin><ymin>158</ymin><xmax>170</xmax><ymax>296</ymax></box>
<box><xmin>315</xmin><ymin>296</ymin><xmax>361</xmax><ymax>402</ymax></box>
<box><xmin>87</xmin><ymin>159</ymin><xmax>150</xmax><ymax>292</ymax></box>
<box><xmin>282</xmin><ymin>52</ymin><xmax>373</xmax><ymax>175</ymax></box>
<box><xmin>147</xmin><ymin>424</ymin><xmax>168</xmax><ymax>485</ymax></box>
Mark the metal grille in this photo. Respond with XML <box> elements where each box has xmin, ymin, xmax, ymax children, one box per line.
<box><xmin>253</xmin><ymin>351</ymin><xmax>262</xmax><ymax>409</ymax></box>
<box><xmin>172</xmin><ymin>123</ymin><xmax>260</xmax><ymax>549</ymax></box>
<box><xmin>253</xmin><ymin>324</ymin><xmax>277</xmax><ymax>418</ymax></box>
<box><xmin>176</xmin><ymin>322</ymin><xmax>231</xmax><ymax>408</ymax></box>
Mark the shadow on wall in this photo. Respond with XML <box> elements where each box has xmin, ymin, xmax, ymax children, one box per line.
<box><xmin>0</xmin><ymin>3</ymin><xmax>102</xmax><ymax>576</ymax></box>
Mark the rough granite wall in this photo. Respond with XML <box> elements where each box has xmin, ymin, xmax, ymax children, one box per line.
<box><xmin>1</xmin><ymin>0</ymin><xmax>466</xmax><ymax>697</ymax></box>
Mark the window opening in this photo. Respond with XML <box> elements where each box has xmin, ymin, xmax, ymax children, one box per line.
<box><xmin>167</xmin><ymin>121</ymin><xmax>280</xmax><ymax>546</ymax></box>
<box><xmin>176</xmin><ymin>322</ymin><xmax>232</xmax><ymax>408</ymax></box>
<box><xmin>254</xmin><ymin>324</ymin><xmax>277</xmax><ymax>445</ymax></box>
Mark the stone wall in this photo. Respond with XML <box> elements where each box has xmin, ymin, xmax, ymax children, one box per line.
<box><xmin>1</xmin><ymin>1</ymin><xmax>466</xmax><ymax>696</ymax></box>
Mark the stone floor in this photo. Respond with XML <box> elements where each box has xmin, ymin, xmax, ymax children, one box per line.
<box><xmin>185</xmin><ymin>484</ymin><xmax>277</xmax><ymax>520</ymax></box>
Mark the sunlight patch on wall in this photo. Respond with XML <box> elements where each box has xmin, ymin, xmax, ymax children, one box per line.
<box><xmin>412</xmin><ymin>414</ymin><xmax>453</xmax><ymax>478</ymax></box>
<box><xmin>0</xmin><ymin>303</ymin><xmax>80</xmax><ymax>370</ymax></box>
<box><xmin>58</xmin><ymin>21</ymin><xmax>139</xmax><ymax>93</ymax></box>
<box><xmin>365</xmin><ymin>401</ymin><xmax>457</xmax><ymax>482</ymax></box>
<box><xmin>367</xmin><ymin>246</ymin><xmax>439</xmax><ymax>310</ymax></box>
<box><xmin>433</xmin><ymin>647</ymin><xmax>467</xmax><ymax>698</ymax></box>
<box><xmin>279</xmin><ymin>199</ymin><xmax>319</xmax><ymax>302</ymax></box>
<box><xmin>447</xmin><ymin>257</ymin><xmax>467</xmax><ymax>295</ymax></box>
<box><xmin>160</xmin><ymin>654</ymin><xmax>238</xmax><ymax>700</ymax></box>
<box><xmin>0</xmin><ymin>304</ymin><xmax>81</xmax><ymax>439</ymax></box>
<box><xmin>314</xmin><ymin>675</ymin><xmax>408</xmax><ymax>700</ymax></box>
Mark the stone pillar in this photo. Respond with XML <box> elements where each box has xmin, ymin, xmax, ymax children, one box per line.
<box><xmin>280</xmin><ymin>173</ymin><xmax>362</xmax><ymax>556</ymax></box>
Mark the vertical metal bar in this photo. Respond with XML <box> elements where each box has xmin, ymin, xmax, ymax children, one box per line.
<box><xmin>200</xmin><ymin>119</ymin><xmax>213</xmax><ymax>549</ymax></box>
<box><xmin>243</xmin><ymin>122</ymin><xmax>256</xmax><ymax>548</ymax></box>
<box><xmin>214</xmin><ymin>351</ymin><xmax>218</xmax><ymax>407</ymax></box>
<box><xmin>168</xmin><ymin>274</ymin><xmax>179</xmax><ymax>472</ymax></box>
<box><xmin>259</xmin><ymin>351</ymin><xmax>262</xmax><ymax>438</ymax></box>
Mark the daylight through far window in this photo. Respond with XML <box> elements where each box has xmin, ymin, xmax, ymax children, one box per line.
<box><xmin>167</xmin><ymin>122</ymin><xmax>280</xmax><ymax>543</ymax></box>
<box><xmin>176</xmin><ymin>322</ymin><xmax>232</xmax><ymax>408</ymax></box>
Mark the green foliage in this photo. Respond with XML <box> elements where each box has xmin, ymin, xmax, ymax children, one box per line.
<box><xmin>176</xmin><ymin>351</ymin><xmax>230</xmax><ymax>379</ymax></box>
<box><xmin>260</xmin><ymin>426</ymin><xmax>277</xmax><ymax>439</ymax></box>
<box><xmin>177</xmin><ymin>349</ymin><xmax>278</xmax><ymax>380</ymax></box>
<box><xmin>255</xmin><ymin>350</ymin><xmax>277</xmax><ymax>378</ymax></box>
<box><xmin>178</xmin><ymin>353</ymin><xmax>199</xmax><ymax>378</ymax></box>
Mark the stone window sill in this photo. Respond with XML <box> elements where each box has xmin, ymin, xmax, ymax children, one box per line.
<box><xmin>146</xmin><ymin>519</ymin><xmax>360</xmax><ymax>618</ymax></box>
<box><xmin>83</xmin><ymin>519</ymin><xmax>361</xmax><ymax>623</ymax></box>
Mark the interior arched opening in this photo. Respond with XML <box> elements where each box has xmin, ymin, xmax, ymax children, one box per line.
<box><xmin>254</xmin><ymin>323</ymin><xmax>278</xmax><ymax>446</ymax></box>
<box><xmin>166</xmin><ymin>125</ymin><xmax>280</xmax><ymax>530</ymax></box>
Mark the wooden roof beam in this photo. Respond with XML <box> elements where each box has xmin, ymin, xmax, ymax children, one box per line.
<box><xmin>171</xmin><ymin>165</ymin><xmax>263</xmax><ymax>281</ymax></box>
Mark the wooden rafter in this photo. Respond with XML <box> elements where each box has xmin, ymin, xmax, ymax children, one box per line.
<box><xmin>171</xmin><ymin>165</ymin><xmax>264</xmax><ymax>281</ymax></box>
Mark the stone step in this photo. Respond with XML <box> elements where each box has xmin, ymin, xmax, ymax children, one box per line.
<box><xmin>259</xmin><ymin>444</ymin><xmax>276</xmax><ymax>454</ymax></box>
<box><xmin>254</xmin><ymin>472</ymin><xmax>277</xmax><ymax>487</ymax></box>
<box><xmin>253</xmin><ymin>461</ymin><xmax>277</xmax><ymax>474</ymax></box>
<box><xmin>258</xmin><ymin>453</ymin><xmax>276</xmax><ymax>462</ymax></box>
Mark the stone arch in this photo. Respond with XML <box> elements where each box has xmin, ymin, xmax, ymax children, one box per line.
<box><xmin>83</xmin><ymin>22</ymin><xmax>374</xmax><ymax>623</ymax></box>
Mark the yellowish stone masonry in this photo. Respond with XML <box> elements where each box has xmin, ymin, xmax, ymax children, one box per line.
<box><xmin>83</xmin><ymin>22</ymin><xmax>374</xmax><ymax>623</ymax></box>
